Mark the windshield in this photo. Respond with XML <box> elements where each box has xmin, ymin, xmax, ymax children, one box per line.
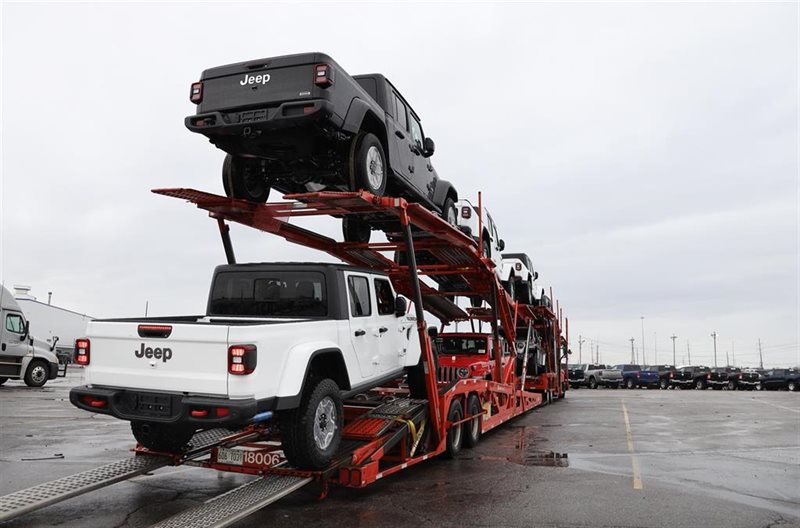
<box><xmin>437</xmin><ymin>336</ymin><xmax>489</xmax><ymax>355</ymax></box>
<box><xmin>209</xmin><ymin>270</ymin><xmax>327</xmax><ymax>317</ymax></box>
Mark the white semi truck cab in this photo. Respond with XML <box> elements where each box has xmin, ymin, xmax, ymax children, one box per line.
<box><xmin>0</xmin><ymin>286</ymin><xmax>62</xmax><ymax>387</ymax></box>
<box><xmin>70</xmin><ymin>262</ymin><xmax>422</xmax><ymax>469</ymax></box>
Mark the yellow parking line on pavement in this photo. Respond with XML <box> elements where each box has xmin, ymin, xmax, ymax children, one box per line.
<box><xmin>622</xmin><ymin>400</ymin><xmax>643</xmax><ymax>490</ymax></box>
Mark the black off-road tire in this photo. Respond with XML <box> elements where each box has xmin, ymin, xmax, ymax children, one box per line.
<box><xmin>0</xmin><ymin>377</ymin><xmax>7</xmax><ymax>386</ymax></box>
<box><xmin>24</xmin><ymin>360</ymin><xmax>49</xmax><ymax>388</ymax></box>
<box><xmin>442</xmin><ymin>196</ymin><xmax>458</xmax><ymax>226</ymax></box>
<box><xmin>788</xmin><ymin>381</ymin><xmax>797</xmax><ymax>392</ymax></box>
<box><xmin>222</xmin><ymin>154</ymin><xmax>271</xmax><ymax>202</ymax></box>
<box><xmin>695</xmin><ymin>379</ymin><xmax>706</xmax><ymax>390</ymax></box>
<box><xmin>659</xmin><ymin>378</ymin><xmax>669</xmax><ymax>390</ymax></box>
<box><xmin>280</xmin><ymin>378</ymin><xmax>343</xmax><ymax>470</ymax></box>
<box><xmin>342</xmin><ymin>216</ymin><xmax>371</xmax><ymax>243</ymax></box>
<box><xmin>626</xmin><ymin>378</ymin><xmax>635</xmax><ymax>390</ymax></box>
<box><xmin>352</xmin><ymin>133</ymin><xmax>387</xmax><ymax>196</ymax></box>
<box><xmin>588</xmin><ymin>377</ymin><xmax>598</xmax><ymax>389</ymax></box>
<box><xmin>462</xmin><ymin>394</ymin><xmax>482</xmax><ymax>448</ymax></box>
<box><xmin>131</xmin><ymin>421</ymin><xmax>197</xmax><ymax>453</ymax></box>
<box><xmin>444</xmin><ymin>399</ymin><xmax>464</xmax><ymax>458</ymax></box>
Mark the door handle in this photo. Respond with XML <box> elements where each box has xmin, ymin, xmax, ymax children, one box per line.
<box><xmin>1</xmin><ymin>343</ymin><xmax>4</xmax><ymax>351</ymax></box>
<box><xmin>354</xmin><ymin>330</ymin><xmax>366</xmax><ymax>337</ymax></box>
<box><xmin>395</xmin><ymin>130</ymin><xmax>405</xmax><ymax>139</ymax></box>
<box><xmin>379</xmin><ymin>327</ymin><xmax>388</xmax><ymax>333</ymax></box>
<box><xmin>408</xmin><ymin>165</ymin><xmax>414</xmax><ymax>173</ymax></box>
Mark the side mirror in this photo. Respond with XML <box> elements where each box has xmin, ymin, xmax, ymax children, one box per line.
<box><xmin>533</xmin><ymin>271</ymin><xmax>539</xmax><ymax>281</ymax></box>
<box><xmin>394</xmin><ymin>296</ymin><xmax>408</xmax><ymax>317</ymax></box>
<box><xmin>20</xmin><ymin>321</ymin><xmax>29</xmax><ymax>341</ymax></box>
<box><xmin>498</xmin><ymin>239</ymin><xmax>506</xmax><ymax>251</ymax></box>
<box><xmin>50</xmin><ymin>336</ymin><xmax>60</xmax><ymax>352</ymax></box>
<box><xmin>423</xmin><ymin>137</ymin><xmax>435</xmax><ymax>157</ymax></box>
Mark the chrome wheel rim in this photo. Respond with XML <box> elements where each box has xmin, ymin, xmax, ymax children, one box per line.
<box><xmin>31</xmin><ymin>365</ymin><xmax>46</xmax><ymax>384</ymax></box>
<box><xmin>470</xmin><ymin>408</ymin><xmax>480</xmax><ymax>438</ymax></box>
<box><xmin>446</xmin><ymin>205</ymin><xmax>457</xmax><ymax>225</ymax></box>
<box><xmin>313</xmin><ymin>396</ymin><xmax>337</xmax><ymax>450</ymax></box>
<box><xmin>451</xmin><ymin>415</ymin><xmax>462</xmax><ymax>447</ymax></box>
<box><xmin>365</xmin><ymin>146</ymin><xmax>384</xmax><ymax>190</ymax></box>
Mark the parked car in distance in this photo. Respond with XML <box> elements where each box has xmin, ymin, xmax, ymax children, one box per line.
<box><xmin>186</xmin><ymin>52</ymin><xmax>459</xmax><ymax>243</ymax></box>
<box><xmin>643</xmin><ymin>365</ymin><xmax>676</xmax><ymax>390</ymax></box>
<box><xmin>501</xmin><ymin>253</ymin><xmax>539</xmax><ymax>305</ymax></box>
<box><xmin>707</xmin><ymin>367</ymin><xmax>733</xmax><ymax>390</ymax></box>
<box><xmin>756</xmin><ymin>368</ymin><xmax>800</xmax><ymax>391</ymax></box>
<box><xmin>580</xmin><ymin>364</ymin><xmax>622</xmax><ymax>389</ymax></box>
<box><xmin>435</xmin><ymin>332</ymin><xmax>499</xmax><ymax>383</ymax></box>
<box><xmin>670</xmin><ymin>366</ymin><xmax>711</xmax><ymax>390</ymax></box>
<box><xmin>614</xmin><ymin>364</ymin><xmax>659</xmax><ymax>389</ymax></box>
<box><xmin>567</xmin><ymin>364</ymin><xmax>585</xmax><ymax>388</ymax></box>
<box><xmin>731</xmin><ymin>368</ymin><xmax>761</xmax><ymax>390</ymax></box>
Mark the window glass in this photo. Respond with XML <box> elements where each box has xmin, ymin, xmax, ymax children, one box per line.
<box><xmin>393</xmin><ymin>95</ymin><xmax>407</xmax><ymax>131</ymax></box>
<box><xmin>409</xmin><ymin>115</ymin><xmax>423</xmax><ymax>149</ymax></box>
<box><xmin>348</xmin><ymin>276</ymin><xmax>372</xmax><ymax>317</ymax></box>
<box><xmin>374</xmin><ymin>279</ymin><xmax>395</xmax><ymax>316</ymax></box>
<box><xmin>209</xmin><ymin>271</ymin><xmax>327</xmax><ymax>317</ymax></box>
<box><xmin>5</xmin><ymin>314</ymin><xmax>24</xmax><ymax>333</ymax></box>
<box><xmin>436</xmin><ymin>336</ymin><xmax>488</xmax><ymax>355</ymax></box>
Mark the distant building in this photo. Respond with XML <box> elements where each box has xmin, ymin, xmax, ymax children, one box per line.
<box><xmin>13</xmin><ymin>285</ymin><xmax>93</xmax><ymax>357</ymax></box>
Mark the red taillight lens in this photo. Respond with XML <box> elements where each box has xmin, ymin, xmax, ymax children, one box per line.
<box><xmin>670</xmin><ymin>372</ymin><xmax>674</xmax><ymax>378</ymax></box>
<box><xmin>80</xmin><ymin>395</ymin><xmax>106</xmax><ymax>408</ymax></box>
<box><xmin>215</xmin><ymin>407</ymin><xmax>230</xmax><ymax>418</ymax></box>
<box><xmin>706</xmin><ymin>373</ymin><xmax>710</xmax><ymax>379</ymax></box>
<box><xmin>75</xmin><ymin>338</ymin><xmax>90</xmax><ymax>365</ymax></box>
<box><xmin>314</xmin><ymin>64</ymin><xmax>333</xmax><ymax>88</ymax></box>
<box><xmin>228</xmin><ymin>345</ymin><xmax>257</xmax><ymax>375</ymax></box>
<box><xmin>190</xmin><ymin>81</ymin><xmax>203</xmax><ymax>104</ymax></box>
<box><xmin>461</xmin><ymin>206</ymin><xmax>472</xmax><ymax>219</ymax></box>
<box><xmin>191</xmin><ymin>409</ymin><xmax>209</xmax><ymax>418</ymax></box>
<box><xmin>636</xmin><ymin>372</ymin><xmax>640</xmax><ymax>378</ymax></box>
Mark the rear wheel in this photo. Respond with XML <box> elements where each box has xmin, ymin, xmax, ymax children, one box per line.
<box><xmin>788</xmin><ymin>381</ymin><xmax>797</xmax><ymax>392</ymax></box>
<box><xmin>728</xmin><ymin>380</ymin><xmax>736</xmax><ymax>390</ymax></box>
<box><xmin>24</xmin><ymin>360</ymin><xmax>49</xmax><ymax>388</ymax></box>
<box><xmin>659</xmin><ymin>378</ymin><xmax>668</xmax><ymax>390</ymax></box>
<box><xmin>342</xmin><ymin>216</ymin><xmax>371</xmax><ymax>243</ymax></box>
<box><xmin>755</xmin><ymin>382</ymin><xmax>763</xmax><ymax>391</ymax></box>
<box><xmin>502</xmin><ymin>274</ymin><xmax>516</xmax><ymax>302</ymax></box>
<box><xmin>462</xmin><ymin>394</ymin><xmax>482</xmax><ymax>448</ymax></box>
<box><xmin>0</xmin><ymin>377</ymin><xmax>7</xmax><ymax>385</ymax></box>
<box><xmin>222</xmin><ymin>154</ymin><xmax>271</xmax><ymax>202</ymax></box>
<box><xmin>280</xmin><ymin>378</ymin><xmax>343</xmax><ymax>470</ymax></box>
<box><xmin>444</xmin><ymin>399</ymin><xmax>464</xmax><ymax>458</ymax></box>
<box><xmin>352</xmin><ymin>133</ymin><xmax>387</xmax><ymax>196</ymax></box>
<box><xmin>131</xmin><ymin>422</ymin><xmax>197</xmax><ymax>453</ymax></box>
<box><xmin>695</xmin><ymin>379</ymin><xmax>706</xmax><ymax>390</ymax></box>
<box><xmin>626</xmin><ymin>378</ymin><xmax>635</xmax><ymax>390</ymax></box>
<box><xmin>588</xmin><ymin>377</ymin><xmax>598</xmax><ymax>389</ymax></box>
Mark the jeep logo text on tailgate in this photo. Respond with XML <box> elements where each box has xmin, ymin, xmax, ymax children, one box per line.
<box><xmin>135</xmin><ymin>343</ymin><xmax>173</xmax><ymax>362</ymax></box>
<box><xmin>239</xmin><ymin>73</ymin><xmax>270</xmax><ymax>86</ymax></box>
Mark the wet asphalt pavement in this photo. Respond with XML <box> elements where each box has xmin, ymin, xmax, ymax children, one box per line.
<box><xmin>1</xmin><ymin>369</ymin><xmax>798</xmax><ymax>528</ymax></box>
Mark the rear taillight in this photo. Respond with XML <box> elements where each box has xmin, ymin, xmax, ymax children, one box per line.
<box><xmin>190</xmin><ymin>81</ymin><xmax>203</xmax><ymax>104</ymax></box>
<box><xmin>75</xmin><ymin>339</ymin><xmax>90</xmax><ymax>365</ymax></box>
<box><xmin>314</xmin><ymin>64</ymin><xmax>334</xmax><ymax>88</ymax></box>
<box><xmin>228</xmin><ymin>345</ymin><xmax>257</xmax><ymax>375</ymax></box>
<box><xmin>636</xmin><ymin>372</ymin><xmax>640</xmax><ymax>378</ymax></box>
<box><xmin>461</xmin><ymin>206</ymin><xmax>472</xmax><ymax>219</ymax></box>
<box><xmin>669</xmin><ymin>372</ymin><xmax>674</xmax><ymax>378</ymax></box>
<box><xmin>706</xmin><ymin>373</ymin><xmax>710</xmax><ymax>379</ymax></box>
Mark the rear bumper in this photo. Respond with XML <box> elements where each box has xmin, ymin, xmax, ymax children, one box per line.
<box><xmin>598</xmin><ymin>378</ymin><xmax>621</xmax><ymax>386</ymax></box>
<box><xmin>70</xmin><ymin>385</ymin><xmax>270</xmax><ymax>426</ymax></box>
<box><xmin>185</xmin><ymin>99</ymin><xmax>337</xmax><ymax>138</ymax></box>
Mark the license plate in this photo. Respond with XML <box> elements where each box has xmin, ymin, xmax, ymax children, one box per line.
<box><xmin>216</xmin><ymin>447</ymin><xmax>244</xmax><ymax>466</ymax></box>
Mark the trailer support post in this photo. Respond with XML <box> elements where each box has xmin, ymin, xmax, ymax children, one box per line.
<box><xmin>216</xmin><ymin>218</ymin><xmax>236</xmax><ymax>264</ymax></box>
<box><xmin>400</xmin><ymin>213</ymin><xmax>442</xmax><ymax>442</ymax></box>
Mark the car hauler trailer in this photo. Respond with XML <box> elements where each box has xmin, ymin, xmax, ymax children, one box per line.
<box><xmin>0</xmin><ymin>189</ymin><xmax>568</xmax><ymax>528</ymax></box>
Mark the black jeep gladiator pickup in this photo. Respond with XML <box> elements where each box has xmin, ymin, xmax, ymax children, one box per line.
<box><xmin>186</xmin><ymin>52</ymin><xmax>459</xmax><ymax>242</ymax></box>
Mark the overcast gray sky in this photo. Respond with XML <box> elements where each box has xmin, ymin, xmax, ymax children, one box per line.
<box><xmin>1</xmin><ymin>1</ymin><xmax>797</xmax><ymax>367</ymax></box>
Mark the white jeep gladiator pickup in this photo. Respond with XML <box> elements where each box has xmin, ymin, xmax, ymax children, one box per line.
<box><xmin>70</xmin><ymin>262</ymin><xmax>421</xmax><ymax>469</ymax></box>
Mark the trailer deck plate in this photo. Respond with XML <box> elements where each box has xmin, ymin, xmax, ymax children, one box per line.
<box><xmin>149</xmin><ymin>474</ymin><xmax>313</xmax><ymax>528</ymax></box>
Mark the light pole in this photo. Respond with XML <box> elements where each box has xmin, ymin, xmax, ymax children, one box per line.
<box><xmin>687</xmin><ymin>340</ymin><xmax>691</xmax><ymax>364</ymax></box>
<box><xmin>629</xmin><ymin>337</ymin><xmax>635</xmax><ymax>363</ymax></box>
<box><xmin>578</xmin><ymin>335</ymin><xmax>585</xmax><ymax>364</ymax></box>
<box><xmin>653</xmin><ymin>332</ymin><xmax>657</xmax><ymax>364</ymax></box>
<box><xmin>640</xmin><ymin>316</ymin><xmax>646</xmax><ymax>364</ymax></box>
<box><xmin>758</xmin><ymin>338</ymin><xmax>763</xmax><ymax>369</ymax></box>
<box><xmin>670</xmin><ymin>334</ymin><xmax>678</xmax><ymax>366</ymax></box>
<box><xmin>710</xmin><ymin>331</ymin><xmax>718</xmax><ymax>367</ymax></box>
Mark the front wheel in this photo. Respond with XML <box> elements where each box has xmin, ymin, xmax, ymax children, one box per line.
<box><xmin>131</xmin><ymin>422</ymin><xmax>197</xmax><ymax>453</ymax></box>
<box><xmin>24</xmin><ymin>360</ymin><xmax>49</xmax><ymax>388</ymax></box>
<box><xmin>442</xmin><ymin>196</ymin><xmax>458</xmax><ymax>226</ymax></box>
<box><xmin>588</xmin><ymin>377</ymin><xmax>598</xmax><ymax>389</ymax></box>
<box><xmin>728</xmin><ymin>380</ymin><xmax>736</xmax><ymax>390</ymax></box>
<box><xmin>788</xmin><ymin>381</ymin><xmax>798</xmax><ymax>392</ymax></box>
<box><xmin>222</xmin><ymin>154</ymin><xmax>271</xmax><ymax>202</ymax></box>
<box><xmin>626</xmin><ymin>379</ymin><xmax>635</xmax><ymax>390</ymax></box>
<box><xmin>342</xmin><ymin>217</ymin><xmax>371</xmax><ymax>243</ymax></box>
<box><xmin>352</xmin><ymin>133</ymin><xmax>387</xmax><ymax>196</ymax></box>
<box><xmin>280</xmin><ymin>378</ymin><xmax>343</xmax><ymax>470</ymax></box>
<box><xmin>695</xmin><ymin>379</ymin><xmax>706</xmax><ymax>390</ymax></box>
<box><xmin>755</xmin><ymin>382</ymin><xmax>763</xmax><ymax>391</ymax></box>
<box><xmin>502</xmin><ymin>275</ymin><xmax>516</xmax><ymax>302</ymax></box>
<box><xmin>659</xmin><ymin>379</ymin><xmax>669</xmax><ymax>390</ymax></box>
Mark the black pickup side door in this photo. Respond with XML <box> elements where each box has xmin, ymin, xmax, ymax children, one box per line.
<box><xmin>386</xmin><ymin>92</ymin><xmax>417</xmax><ymax>193</ymax></box>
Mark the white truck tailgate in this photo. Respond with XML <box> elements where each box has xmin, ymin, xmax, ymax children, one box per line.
<box><xmin>85</xmin><ymin>321</ymin><xmax>230</xmax><ymax>396</ymax></box>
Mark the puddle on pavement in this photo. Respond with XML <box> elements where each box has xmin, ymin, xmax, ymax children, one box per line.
<box><xmin>471</xmin><ymin>425</ymin><xmax>569</xmax><ymax>467</ymax></box>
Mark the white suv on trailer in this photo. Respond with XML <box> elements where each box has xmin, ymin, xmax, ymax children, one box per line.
<box><xmin>70</xmin><ymin>263</ymin><xmax>421</xmax><ymax>469</ymax></box>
